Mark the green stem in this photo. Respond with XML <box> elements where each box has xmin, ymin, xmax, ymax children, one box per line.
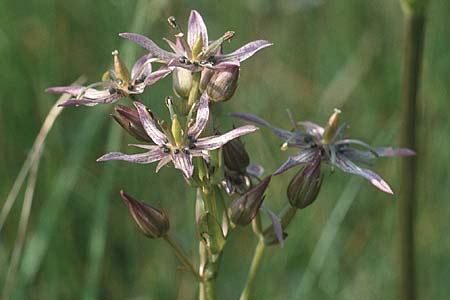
<box><xmin>188</xmin><ymin>72</ymin><xmax>201</xmax><ymax>107</ymax></box>
<box><xmin>239</xmin><ymin>238</ymin><xmax>266</xmax><ymax>300</ymax></box>
<box><xmin>398</xmin><ymin>6</ymin><xmax>426</xmax><ymax>300</ymax></box>
<box><xmin>163</xmin><ymin>234</ymin><xmax>200</xmax><ymax>280</ymax></box>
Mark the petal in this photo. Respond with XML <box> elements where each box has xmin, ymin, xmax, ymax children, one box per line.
<box><xmin>246</xmin><ymin>164</ymin><xmax>265</xmax><ymax>178</ymax></box>
<box><xmin>133</xmin><ymin>101</ymin><xmax>167</xmax><ymax>146</ymax></box>
<box><xmin>163</xmin><ymin>37</ymin><xmax>186</xmax><ymax>56</ymax></box>
<box><xmin>187</xmin><ymin>10</ymin><xmax>208</xmax><ymax>49</ymax></box>
<box><xmin>45</xmin><ymin>85</ymin><xmax>84</xmax><ymax>96</ymax></box>
<box><xmin>262</xmin><ymin>205</ymin><xmax>284</xmax><ymax>247</ymax></box>
<box><xmin>273</xmin><ymin>148</ymin><xmax>318</xmax><ymax>175</ymax></box>
<box><xmin>298</xmin><ymin>121</ymin><xmax>324</xmax><ymax>137</ymax></box>
<box><xmin>232</xmin><ymin>112</ymin><xmax>307</xmax><ymax>145</ymax></box>
<box><xmin>119</xmin><ymin>33</ymin><xmax>177</xmax><ymax>62</ymax></box>
<box><xmin>334</xmin><ymin>154</ymin><xmax>393</xmax><ymax>194</ymax></box>
<box><xmin>142</xmin><ymin>67</ymin><xmax>171</xmax><ymax>86</ymax></box>
<box><xmin>374</xmin><ymin>147</ymin><xmax>416</xmax><ymax>157</ymax></box>
<box><xmin>96</xmin><ymin>148</ymin><xmax>166</xmax><ymax>164</ymax></box>
<box><xmin>58</xmin><ymin>93</ymin><xmax>122</xmax><ymax>107</ymax></box>
<box><xmin>131</xmin><ymin>54</ymin><xmax>153</xmax><ymax>80</ymax></box>
<box><xmin>171</xmin><ymin>152</ymin><xmax>194</xmax><ymax>178</ymax></box>
<box><xmin>188</xmin><ymin>92</ymin><xmax>210</xmax><ymax>139</ymax></box>
<box><xmin>216</xmin><ymin>40</ymin><xmax>272</xmax><ymax>63</ymax></box>
<box><xmin>156</xmin><ymin>155</ymin><xmax>172</xmax><ymax>172</ymax></box>
<box><xmin>195</xmin><ymin>125</ymin><xmax>258</xmax><ymax>151</ymax></box>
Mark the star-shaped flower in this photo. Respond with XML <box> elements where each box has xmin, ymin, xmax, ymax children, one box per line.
<box><xmin>119</xmin><ymin>10</ymin><xmax>272</xmax><ymax>73</ymax></box>
<box><xmin>233</xmin><ymin>109</ymin><xmax>415</xmax><ymax>194</ymax></box>
<box><xmin>46</xmin><ymin>50</ymin><xmax>170</xmax><ymax>106</ymax></box>
<box><xmin>97</xmin><ymin>92</ymin><xmax>258</xmax><ymax>178</ymax></box>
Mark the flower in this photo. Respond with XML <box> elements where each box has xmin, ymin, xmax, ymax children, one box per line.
<box><xmin>46</xmin><ymin>50</ymin><xmax>170</xmax><ymax>106</ymax></box>
<box><xmin>119</xmin><ymin>10</ymin><xmax>272</xmax><ymax>73</ymax></box>
<box><xmin>233</xmin><ymin>109</ymin><xmax>415</xmax><ymax>194</ymax></box>
<box><xmin>97</xmin><ymin>92</ymin><xmax>258</xmax><ymax>178</ymax></box>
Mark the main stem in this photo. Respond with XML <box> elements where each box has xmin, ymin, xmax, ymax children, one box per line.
<box><xmin>239</xmin><ymin>238</ymin><xmax>266</xmax><ymax>300</ymax></box>
<box><xmin>398</xmin><ymin>9</ymin><xmax>426</xmax><ymax>300</ymax></box>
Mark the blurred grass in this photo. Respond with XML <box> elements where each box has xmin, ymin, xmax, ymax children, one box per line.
<box><xmin>1</xmin><ymin>0</ymin><xmax>449</xmax><ymax>299</ymax></box>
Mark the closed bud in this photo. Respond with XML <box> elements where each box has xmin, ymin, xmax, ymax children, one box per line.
<box><xmin>223</xmin><ymin>137</ymin><xmax>250</xmax><ymax>173</ymax></box>
<box><xmin>112</xmin><ymin>105</ymin><xmax>151</xmax><ymax>142</ymax></box>
<box><xmin>199</xmin><ymin>68</ymin><xmax>214</xmax><ymax>92</ymax></box>
<box><xmin>229</xmin><ymin>176</ymin><xmax>271</xmax><ymax>226</ymax></box>
<box><xmin>206</xmin><ymin>66</ymin><xmax>239</xmax><ymax>102</ymax></box>
<box><xmin>172</xmin><ymin>67</ymin><xmax>193</xmax><ymax>98</ymax></box>
<box><xmin>120</xmin><ymin>190</ymin><xmax>169</xmax><ymax>239</ymax></box>
<box><xmin>287</xmin><ymin>156</ymin><xmax>322</xmax><ymax>209</ymax></box>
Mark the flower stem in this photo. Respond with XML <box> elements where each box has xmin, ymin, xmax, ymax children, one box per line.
<box><xmin>163</xmin><ymin>234</ymin><xmax>201</xmax><ymax>280</ymax></box>
<box><xmin>239</xmin><ymin>238</ymin><xmax>266</xmax><ymax>300</ymax></box>
<box><xmin>398</xmin><ymin>4</ymin><xmax>426</xmax><ymax>300</ymax></box>
<box><xmin>188</xmin><ymin>72</ymin><xmax>201</xmax><ymax>107</ymax></box>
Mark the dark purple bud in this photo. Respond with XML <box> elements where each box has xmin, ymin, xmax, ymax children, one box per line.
<box><xmin>113</xmin><ymin>104</ymin><xmax>152</xmax><ymax>142</ymax></box>
<box><xmin>172</xmin><ymin>67</ymin><xmax>193</xmax><ymax>98</ymax></box>
<box><xmin>287</xmin><ymin>156</ymin><xmax>322</xmax><ymax>209</ymax></box>
<box><xmin>222</xmin><ymin>136</ymin><xmax>250</xmax><ymax>173</ymax></box>
<box><xmin>206</xmin><ymin>66</ymin><xmax>239</xmax><ymax>102</ymax></box>
<box><xmin>120</xmin><ymin>190</ymin><xmax>170</xmax><ymax>239</ymax></box>
<box><xmin>229</xmin><ymin>176</ymin><xmax>271</xmax><ymax>226</ymax></box>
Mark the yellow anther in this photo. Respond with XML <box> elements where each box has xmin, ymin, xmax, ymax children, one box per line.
<box><xmin>281</xmin><ymin>142</ymin><xmax>289</xmax><ymax>151</ymax></box>
<box><xmin>171</xmin><ymin>115</ymin><xmax>183</xmax><ymax>147</ymax></box>
<box><xmin>191</xmin><ymin>35</ymin><xmax>204</xmax><ymax>59</ymax></box>
<box><xmin>112</xmin><ymin>50</ymin><xmax>130</xmax><ymax>84</ymax></box>
<box><xmin>323</xmin><ymin>108</ymin><xmax>341</xmax><ymax>144</ymax></box>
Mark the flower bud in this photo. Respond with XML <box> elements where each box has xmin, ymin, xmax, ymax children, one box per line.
<box><xmin>287</xmin><ymin>157</ymin><xmax>322</xmax><ymax>209</ymax></box>
<box><xmin>206</xmin><ymin>66</ymin><xmax>239</xmax><ymax>102</ymax></box>
<box><xmin>172</xmin><ymin>67</ymin><xmax>193</xmax><ymax>98</ymax></box>
<box><xmin>229</xmin><ymin>176</ymin><xmax>271</xmax><ymax>226</ymax></box>
<box><xmin>120</xmin><ymin>190</ymin><xmax>169</xmax><ymax>239</ymax></box>
<box><xmin>112</xmin><ymin>104</ymin><xmax>151</xmax><ymax>142</ymax></box>
<box><xmin>223</xmin><ymin>137</ymin><xmax>250</xmax><ymax>173</ymax></box>
<box><xmin>199</xmin><ymin>68</ymin><xmax>214</xmax><ymax>92</ymax></box>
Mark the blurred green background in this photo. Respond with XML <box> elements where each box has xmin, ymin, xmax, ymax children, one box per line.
<box><xmin>1</xmin><ymin>0</ymin><xmax>449</xmax><ymax>299</ymax></box>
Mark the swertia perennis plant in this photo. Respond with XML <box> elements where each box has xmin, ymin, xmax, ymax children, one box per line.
<box><xmin>46</xmin><ymin>10</ymin><xmax>414</xmax><ymax>300</ymax></box>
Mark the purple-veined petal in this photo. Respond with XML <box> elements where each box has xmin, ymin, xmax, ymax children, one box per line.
<box><xmin>131</xmin><ymin>54</ymin><xmax>153</xmax><ymax>80</ymax></box>
<box><xmin>273</xmin><ymin>148</ymin><xmax>318</xmax><ymax>175</ymax></box>
<box><xmin>188</xmin><ymin>92</ymin><xmax>210</xmax><ymax>138</ymax></box>
<box><xmin>232</xmin><ymin>112</ymin><xmax>308</xmax><ymax>145</ymax></box>
<box><xmin>119</xmin><ymin>33</ymin><xmax>177</xmax><ymax>62</ymax></box>
<box><xmin>187</xmin><ymin>10</ymin><xmax>208</xmax><ymax>49</ymax></box>
<box><xmin>133</xmin><ymin>101</ymin><xmax>167</xmax><ymax>146</ymax></box>
<box><xmin>335</xmin><ymin>139</ymin><xmax>375</xmax><ymax>150</ymax></box>
<box><xmin>334</xmin><ymin>154</ymin><xmax>394</xmax><ymax>194</ymax></box>
<box><xmin>45</xmin><ymin>85</ymin><xmax>84</xmax><ymax>96</ymax></box>
<box><xmin>195</xmin><ymin>125</ymin><xmax>258</xmax><ymax>151</ymax></box>
<box><xmin>128</xmin><ymin>144</ymin><xmax>157</xmax><ymax>149</ymax></box>
<box><xmin>216</xmin><ymin>40</ymin><xmax>272</xmax><ymax>63</ymax></box>
<box><xmin>338</xmin><ymin>148</ymin><xmax>376</xmax><ymax>165</ymax></box>
<box><xmin>190</xmin><ymin>149</ymin><xmax>210</xmax><ymax>161</ymax></box>
<box><xmin>58</xmin><ymin>93</ymin><xmax>122</xmax><ymax>107</ymax></box>
<box><xmin>163</xmin><ymin>37</ymin><xmax>186</xmax><ymax>56</ymax></box>
<box><xmin>142</xmin><ymin>67</ymin><xmax>171</xmax><ymax>86</ymax></box>
<box><xmin>96</xmin><ymin>148</ymin><xmax>167</xmax><ymax>164</ymax></box>
<box><xmin>374</xmin><ymin>147</ymin><xmax>416</xmax><ymax>157</ymax></box>
<box><xmin>298</xmin><ymin>121</ymin><xmax>324</xmax><ymax>137</ymax></box>
<box><xmin>171</xmin><ymin>152</ymin><xmax>194</xmax><ymax>178</ymax></box>
<box><xmin>246</xmin><ymin>164</ymin><xmax>264</xmax><ymax>178</ymax></box>
<box><xmin>156</xmin><ymin>155</ymin><xmax>172</xmax><ymax>172</ymax></box>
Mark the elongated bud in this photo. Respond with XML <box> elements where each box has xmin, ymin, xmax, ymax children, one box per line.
<box><xmin>287</xmin><ymin>155</ymin><xmax>322</xmax><ymax>209</ymax></box>
<box><xmin>229</xmin><ymin>176</ymin><xmax>271</xmax><ymax>226</ymax></box>
<box><xmin>223</xmin><ymin>137</ymin><xmax>249</xmax><ymax>173</ymax></box>
<box><xmin>113</xmin><ymin>105</ymin><xmax>151</xmax><ymax>142</ymax></box>
<box><xmin>120</xmin><ymin>190</ymin><xmax>169</xmax><ymax>238</ymax></box>
<box><xmin>206</xmin><ymin>65</ymin><xmax>239</xmax><ymax>102</ymax></box>
<box><xmin>322</xmin><ymin>108</ymin><xmax>341</xmax><ymax>144</ymax></box>
<box><xmin>112</xmin><ymin>50</ymin><xmax>130</xmax><ymax>83</ymax></box>
<box><xmin>172</xmin><ymin>67</ymin><xmax>193</xmax><ymax>98</ymax></box>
